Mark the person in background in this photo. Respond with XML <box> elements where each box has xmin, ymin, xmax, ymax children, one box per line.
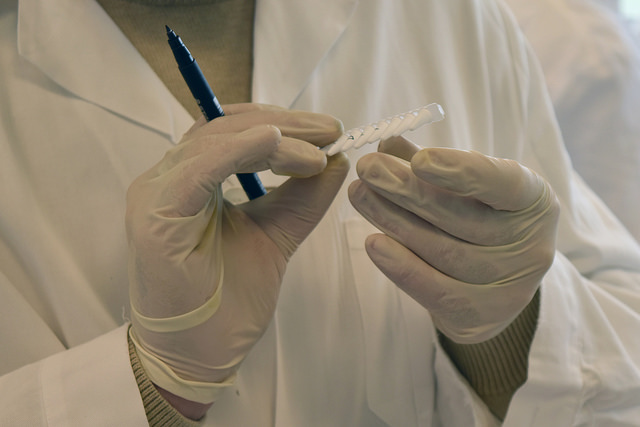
<box><xmin>1</xmin><ymin>0</ymin><xmax>640</xmax><ymax>426</ymax></box>
<box><xmin>505</xmin><ymin>0</ymin><xmax>640</xmax><ymax>240</ymax></box>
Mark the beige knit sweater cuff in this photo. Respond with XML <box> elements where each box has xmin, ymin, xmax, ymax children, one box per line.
<box><xmin>128</xmin><ymin>329</ymin><xmax>201</xmax><ymax>427</ymax></box>
<box><xmin>439</xmin><ymin>290</ymin><xmax>541</xmax><ymax>420</ymax></box>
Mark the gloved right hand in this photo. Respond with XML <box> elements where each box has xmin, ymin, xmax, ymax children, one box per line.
<box><xmin>126</xmin><ymin>104</ymin><xmax>349</xmax><ymax>405</ymax></box>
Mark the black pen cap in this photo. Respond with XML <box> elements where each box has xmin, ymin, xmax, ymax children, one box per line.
<box><xmin>166</xmin><ymin>26</ymin><xmax>194</xmax><ymax>67</ymax></box>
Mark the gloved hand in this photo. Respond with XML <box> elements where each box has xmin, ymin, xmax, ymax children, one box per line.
<box><xmin>126</xmin><ymin>103</ymin><xmax>349</xmax><ymax>404</ymax></box>
<box><xmin>348</xmin><ymin>136</ymin><xmax>559</xmax><ymax>344</ymax></box>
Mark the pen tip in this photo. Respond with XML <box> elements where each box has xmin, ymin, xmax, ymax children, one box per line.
<box><xmin>165</xmin><ymin>25</ymin><xmax>173</xmax><ymax>35</ymax></box>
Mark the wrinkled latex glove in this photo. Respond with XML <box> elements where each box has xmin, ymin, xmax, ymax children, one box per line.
<box><xmin>126</xmin><ymin>104</ymin><xmax>349</xmax><ymax>403</ymax></box>
<box><xmin>348</xmin><ymin>136</ymin><xmax>559</xmax><ymax>344</ymax></box>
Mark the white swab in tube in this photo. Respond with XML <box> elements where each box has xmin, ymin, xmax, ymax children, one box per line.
<box><xmin>322</xmin><ymin>103</ymin><xmax>445</xmax><ymax>156</ymax></box>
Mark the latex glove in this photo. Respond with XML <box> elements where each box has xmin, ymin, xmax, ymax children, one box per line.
<box><xmin>126</xmin><ymin>104</ymin><xmax>349</xmax><ymax>403</ymax></box>
<box><xmin>348</xmin><ymin>136</ymin><xmax>559</xmax><ymax>344</ymax></box>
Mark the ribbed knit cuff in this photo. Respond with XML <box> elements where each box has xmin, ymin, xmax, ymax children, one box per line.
<box><xmin>106</xmin><ymin>0</ymin><xmax>223</xmax><ymax>5</ymax></box>
<box><xmin>128</xmin><ymin>328</ymin><xmax>201</xmax><ymax>427</ymax></box>
<box><xmin>438</xmin><ymin>290</ymin><xmax>541</xmax><ymax>419</ymax></box>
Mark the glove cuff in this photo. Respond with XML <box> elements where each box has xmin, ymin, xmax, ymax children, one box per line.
<box><xmin>130</xmin><ymin>264</ymin><xmax>224</xmax><ymax>333</ymax></box>
<box><xmin>129</xmin><ymin>327</ymin><xmax>235</xmax><ymax>404</ymax></box>
<box><xmin>128</xmin><ymin>328</ymin><xmax>202</xmax><ymax>425</ymax></box>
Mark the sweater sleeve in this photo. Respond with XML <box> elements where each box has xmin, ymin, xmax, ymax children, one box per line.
<box><xmin>127</xmin><ymin>328</ymin><xmax>201</xmax><ymax>427</ymax></box>
<box><xmin>439</xmin><ymin>290</ymin><xmax>540</xmax><ymax>420</ymax></box>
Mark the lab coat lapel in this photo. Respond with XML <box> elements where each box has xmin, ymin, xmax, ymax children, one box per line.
<box><xmin>250</xmin><ymin>0</ymin><xmax>358</xmax><ymax>191</ymax></box>
<box><xmin>17</xmin><ymin>0</ymin><xmax>191</xmax><ymax>143</ymax></box>
<box><xmin>254</xmin><ymin>2</ymin><xmax>436</xmax><ymax>425</ymax></box>
<box><xmin>252</xmin><ymin>0</ymin><xmax>358</xmax><ymax>108</ymax></box>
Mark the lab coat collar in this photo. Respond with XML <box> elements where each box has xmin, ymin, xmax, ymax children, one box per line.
<box><xmin>16</xmin><ymin>0</ymin><xmax>358</xmax><ymax>148</ymax></box>
<box><xmin>16</xmin><ymin>0</ymin><xmax>191</xmax><ymax>143</ymax></box>
<box><xmin>252</xmin><ymin>0</ymin><xmax>358</xmax><ymax>108</ymax></box>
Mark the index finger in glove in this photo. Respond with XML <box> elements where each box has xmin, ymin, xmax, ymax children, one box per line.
<box><xmin>411</xmin><ymin>148</ymin><xmax>544</xmax><ymax>211</ymax></box>
<box><xmin>131</xmin><ymin>125</ymin><xmax>281</xmax><ymax>218</ymax></box>
<box><xmin>238</xmin><ymin>135</ymin><xmax>329</xmax><ymax>178</ymax></box>
<box><xmin>211</xmin><ymin>103</ymin><xmax>344</xmax><ymax>147</ymax></box>
<box><xmin>182</xmin><ymin>105</ymin><xmax>341</xmax><ymax>178</ymax></box>
<box><xmin>356</xmin><ymin>149</ymin><xmax>557</xmax><ymax>245</ymax></box>
<box><xmin>355</xmin><ymin>152</ymin><xmax>510</xmax><ymax>245</ymax></box>
<box><xmin>376</xmin><ymin>138</ymin><xmax>543</xmax><ymax>212</ymax></box>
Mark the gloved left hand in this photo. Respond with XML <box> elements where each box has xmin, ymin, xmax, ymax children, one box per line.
<box><xmin>348</xmin><ymin>136</ymin><xmax>559</xmax><ymax>344</ymax></box>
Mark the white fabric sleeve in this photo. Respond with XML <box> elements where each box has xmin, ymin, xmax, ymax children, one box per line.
<box><xmin>430</xmin><ymin>3</ymin><xmax>640</xmax><ymax>425</ymax></box>
<box><xmin>0</xmin><ymin>324</ymin><xmax>149</xmax><ymax>427</ymax></box>
<box><xmin>434</xmin><ymin>250</ymin><xmax>640</xmax><ymax>426</ymax></box>
<box><xmin>505</xmin><ymin>252</ymin><xmax>640</xmax><ymax>426</ymax></box>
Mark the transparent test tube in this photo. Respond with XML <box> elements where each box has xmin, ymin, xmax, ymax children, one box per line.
<box><xmin>322</xmin><ymin>103</ymin><xmax>445</xmax><ymax>156</ymax></box>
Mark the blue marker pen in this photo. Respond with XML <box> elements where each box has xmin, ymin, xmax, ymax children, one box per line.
<box><xmin>166</xmin><ymin>26</ymin><xmax>267</xmax><ymax>200</ymax></box>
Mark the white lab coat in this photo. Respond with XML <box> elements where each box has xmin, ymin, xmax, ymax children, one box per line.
<box><xmin>504</xmin><ymin>0</ymin><xmax>640</xmax><ymax>241</ymax></box>
<box><xmin>1</xmin><ymin>0</ymin><xmax>640</xmax><ymax>426</ymax></box>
